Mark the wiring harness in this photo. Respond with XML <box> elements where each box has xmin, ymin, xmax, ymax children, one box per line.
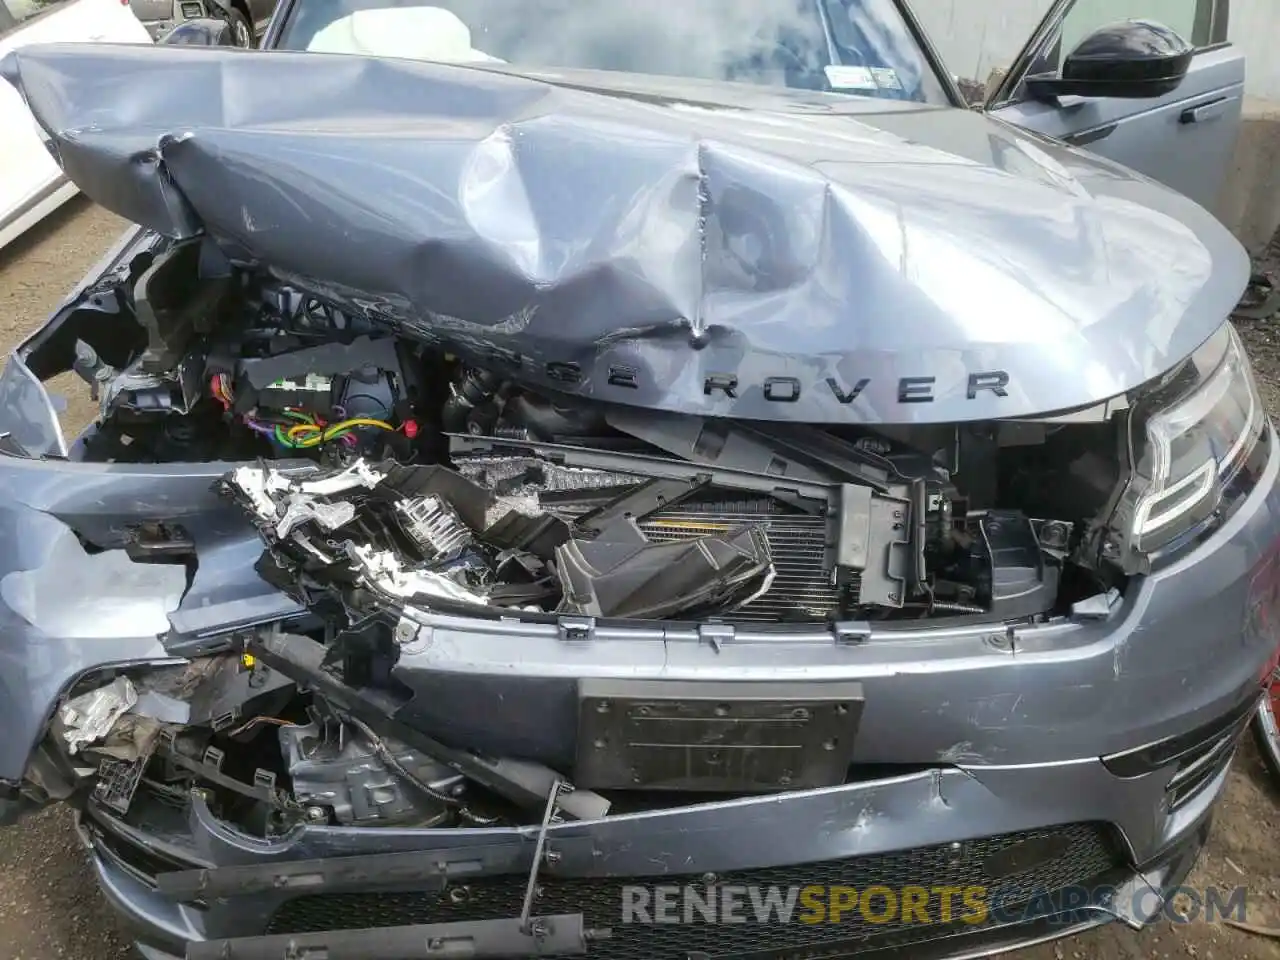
<box><xmin>210</xmin><ymin>372</ymin><xmax>412</xmax><ymax>451</ymax></box>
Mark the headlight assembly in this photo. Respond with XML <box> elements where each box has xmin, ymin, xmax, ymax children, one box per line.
<box><xmin>1113</xmin><ymin>324</ymin><xmax>1265</xmax><ymax>563</ymax></box>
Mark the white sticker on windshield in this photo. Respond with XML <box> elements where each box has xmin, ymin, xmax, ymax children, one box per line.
<box><xmin>824</xmin><ymin>65</ymin><xmax>877</xmax><ymax>91</ymax></box>
<box><xmin>871</xmin><ymin>67</ymin><xmax>903</xmax><ymax>91</ymax></box>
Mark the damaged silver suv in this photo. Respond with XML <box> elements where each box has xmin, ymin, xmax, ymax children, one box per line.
<box><xmin>1</xmin><ymin>0</ymin><xmax>1278</xmax><ymax>958</ymax></box>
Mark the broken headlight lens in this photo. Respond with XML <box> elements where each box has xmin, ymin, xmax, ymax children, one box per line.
<box><xmin>1126</xmin><ymin>324</ymin><xmax>1264</xmax><ymax>554</ymax></box>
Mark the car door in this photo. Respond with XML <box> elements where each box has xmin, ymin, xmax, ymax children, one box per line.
<box><xmin>982</xmin><ymin>0</ymin><xmax>1241</xmax><ymax>211</ymax></box>
<box><xmin>0</xmin><ymin>0</ymin><xmax>151</xmax><ymax>250</ymax></box>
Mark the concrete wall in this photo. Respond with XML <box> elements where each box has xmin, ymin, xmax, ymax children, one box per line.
<box><xmin>914</xmin><ymin>0</ymin><xmax>1280</xmax><ymax>100</ymax></box>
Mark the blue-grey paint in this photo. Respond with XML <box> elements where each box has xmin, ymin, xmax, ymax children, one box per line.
<box><xmin>0</xmin><ymin>43</ymin><xmax>1250</xmax><ymax>426</ymax></box>
<box><xmin>0</xmin><ymin>16</ymin><xmax>1272</xmax><ymax>960</ymax></box>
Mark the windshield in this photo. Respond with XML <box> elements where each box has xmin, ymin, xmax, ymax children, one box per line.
<box><xmin>274</xmin><ymin>0</ymin><xmax>951</xmax><ymax>105</ymax></box>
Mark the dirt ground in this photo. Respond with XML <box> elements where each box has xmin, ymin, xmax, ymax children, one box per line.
<box><xmin>0</xmin><ymin>199</ymin><xmax>1277</xmax><ymax>960</ymax></box>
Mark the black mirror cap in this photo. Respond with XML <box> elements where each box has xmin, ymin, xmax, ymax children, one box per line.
<box><xmin>1028</xmin><ymin>19</ymin><xmax>1195</xmax><ymax>100</ymax></box>
<box><xmin>161</xmin><ymin>18</ymin><xmax>237</xmax><ymax>45</ymax></box>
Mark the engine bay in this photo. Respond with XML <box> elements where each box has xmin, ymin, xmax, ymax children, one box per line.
<box><xmin>44</xmin><ymin>236</ymin><xmax>1125</xmax><ymax>629</ymax></box>
<box><xmin>9</xmin><ymin>234</ymin><xmax>1137</xmax><ymax>839</ymax></box>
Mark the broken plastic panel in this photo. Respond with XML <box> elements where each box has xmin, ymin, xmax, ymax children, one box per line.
<box><xmin>556</xmin><ymin>518</ymin><xmax>774</xmax><ymax>619</ymax></box>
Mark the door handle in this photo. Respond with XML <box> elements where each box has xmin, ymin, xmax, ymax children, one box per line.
<box><xmin>1064</xmin><ymin>123</ymin><xmax>1117</xmax><ymax>146</ymax></box>
<box><xmin>1180</xmin><ymin>98</ymin><xmax>1233</xmax><ymax>124</ymax></box>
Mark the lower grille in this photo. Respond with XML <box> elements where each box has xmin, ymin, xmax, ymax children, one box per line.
<box><xmin>639</xmin><ymin>502</ymin><xmax>845</xmax><ymax>621</ymax></box>
<box><xmin>1166</xmin><ymin>712</ymin><xmax>1251</xmax><ymax>809</ymax></box>
<box><xmin>266</xmin><ymin>823</ymin><xmax>1119</xmax><ymax>959</ymax></box>
<box><xmin>86</xmin><ymin>813</ymin><xmax>192</xmax><ymax>889</ymax></box>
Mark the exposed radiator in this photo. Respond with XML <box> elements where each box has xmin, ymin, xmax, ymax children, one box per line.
<box><xmin>638</xmin><ymin>501</ymin><xmax>848</xmax><ymax>621</ymax></box>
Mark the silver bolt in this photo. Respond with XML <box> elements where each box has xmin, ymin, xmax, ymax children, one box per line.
<box><xmin>305</xmin><ymin>806</ymin><xmax>327</xmax><ymax>823</ymax></box>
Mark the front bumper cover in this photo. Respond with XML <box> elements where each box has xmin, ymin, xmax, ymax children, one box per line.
<box><xmin>0</xmin><ymin>428</ymin><xmax>1275</xmax><ymax>958</ymax></box>
<box><xmin>82</xmin><ymin>757</ymin><xmax>1227</xmax><ymax>960</ymax></box>
<box><xmin>0</xmin><ymin>238</ymin><xmax>1276</xmax><ymax>956</ymax></box>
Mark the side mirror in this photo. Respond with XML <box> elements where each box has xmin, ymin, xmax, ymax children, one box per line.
<box><xmin>160</xmin><ymin>17</ymin><xmax>237</xmax><ymax>45</ymax></box>
<box><xmin>1026</xmin><ymin>19</ymin><xmax>1193</xmax><ymax>101</ymax></box>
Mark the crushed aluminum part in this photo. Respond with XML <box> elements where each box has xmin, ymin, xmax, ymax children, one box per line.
<box><xmin>228</xmin><ymin>465</ymin><xmax>294</xmax><ymax>519</ymax></box>
<box><xmin>275</xmin><ymin>495</ymin><xmax>356</xmax><ymax>539</ymax></box>
<box><xmin>346</xmin><ymin>542</ymin><xmax>489</xmax><ymax>605</ymax></box>
<box><xmin>484</xmin><ymin>493</ymin><xmax>541</xmax><ymax>530</ymax></box>
<box><xmin>395</xmin><ymin>496</ymin><xmax>471</xmax><ymax>559</ymax></box>
<box><xmin>61</xmin><ymin>676</ymin><xmax>138</xmax><ymax>755</ymax></box>
<box><xmin>293</xmin><ymin>459</ymin><xmax>384</xmax><ymax>496</ymax></box>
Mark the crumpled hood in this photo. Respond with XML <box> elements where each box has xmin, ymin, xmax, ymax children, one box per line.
<box><xmin>1</xmin><ymin>43</ymin><xmax>1250</xmax><ymax>423</ymax></box>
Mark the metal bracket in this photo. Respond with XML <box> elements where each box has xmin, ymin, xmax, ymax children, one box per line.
<box><xmin>393</xmin><ymin>616</ymin><xmax>419</xmax><ymax>645</ymax></box>
<box><xmin>557</xmin><ymin>617</ymin><xmax>595</xmax><ymax>643</ymax></box>
<box><xmin>519</xmin><ymin>780</ymin><xmax>570</xmax><ymax>939</ymax></box>
<box><xmin>832</xmin><ymin>621</ymin><xmax>870</xmax><ymax>645</ymax></box>
<box><xmin>394</xmin><ymin>615</ymin><xmax>432</xmax><ymax>654</ymax></box>
<box><xmin>245</xmin><ymin>630</ymin><xmax>610</xmax><ymax>820</ymax></box>
<box><xmin>698</xmin><ymin>623</ymin><xmax>734</xmax><ymax>652</ymax></box>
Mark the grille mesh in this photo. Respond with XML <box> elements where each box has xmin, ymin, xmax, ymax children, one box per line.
<box><xmin>638</xmin><ymin>503</ymin><xmax>844</xmax><ymax>621</ymax></box>
<box><xmin>266</xmin><ymin>823</ymin><xmax>1119</xmax><ymax>959</ymax></box>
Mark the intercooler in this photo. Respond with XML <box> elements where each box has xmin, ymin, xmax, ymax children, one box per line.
<box><xmin>638</xmin><ymin>500</ymin><xmax>848</xmax><ymax>621</ymax></box>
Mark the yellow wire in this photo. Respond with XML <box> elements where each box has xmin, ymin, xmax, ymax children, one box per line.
<box><xmin>286</xmin><ymin>418</ymin><xmax>394</xmax><ymax>445</ymax></box>
<box><xmin>327</xmin><ymin>418</ymin><xmax>394</xmax><ymax>436</ymax></box>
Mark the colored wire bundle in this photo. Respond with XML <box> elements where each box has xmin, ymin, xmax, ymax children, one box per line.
<box><xmin>275</xmin><ymin>411</ymin><xmax>395</xmax><ymax>449</ymax></box>
<box><xmin>208</xmin><ymin>374</ymin><xmax>402</xmax><ymax>450</ymax></box>
<box><xmin>210</xmin><ymin>373</ymin><xmax>234</xmax><ymax>410</ymax></box>
<box><xmin>287</xmin><ymin>417</ymin><xmax>395</xmax><ymax>444</ymax></box>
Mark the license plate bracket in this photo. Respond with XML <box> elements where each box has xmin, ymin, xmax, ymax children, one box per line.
<box><xmin>574</xmin><ymin>678</ymin><xmax>863</xmax><ymax>792</ymax></box>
